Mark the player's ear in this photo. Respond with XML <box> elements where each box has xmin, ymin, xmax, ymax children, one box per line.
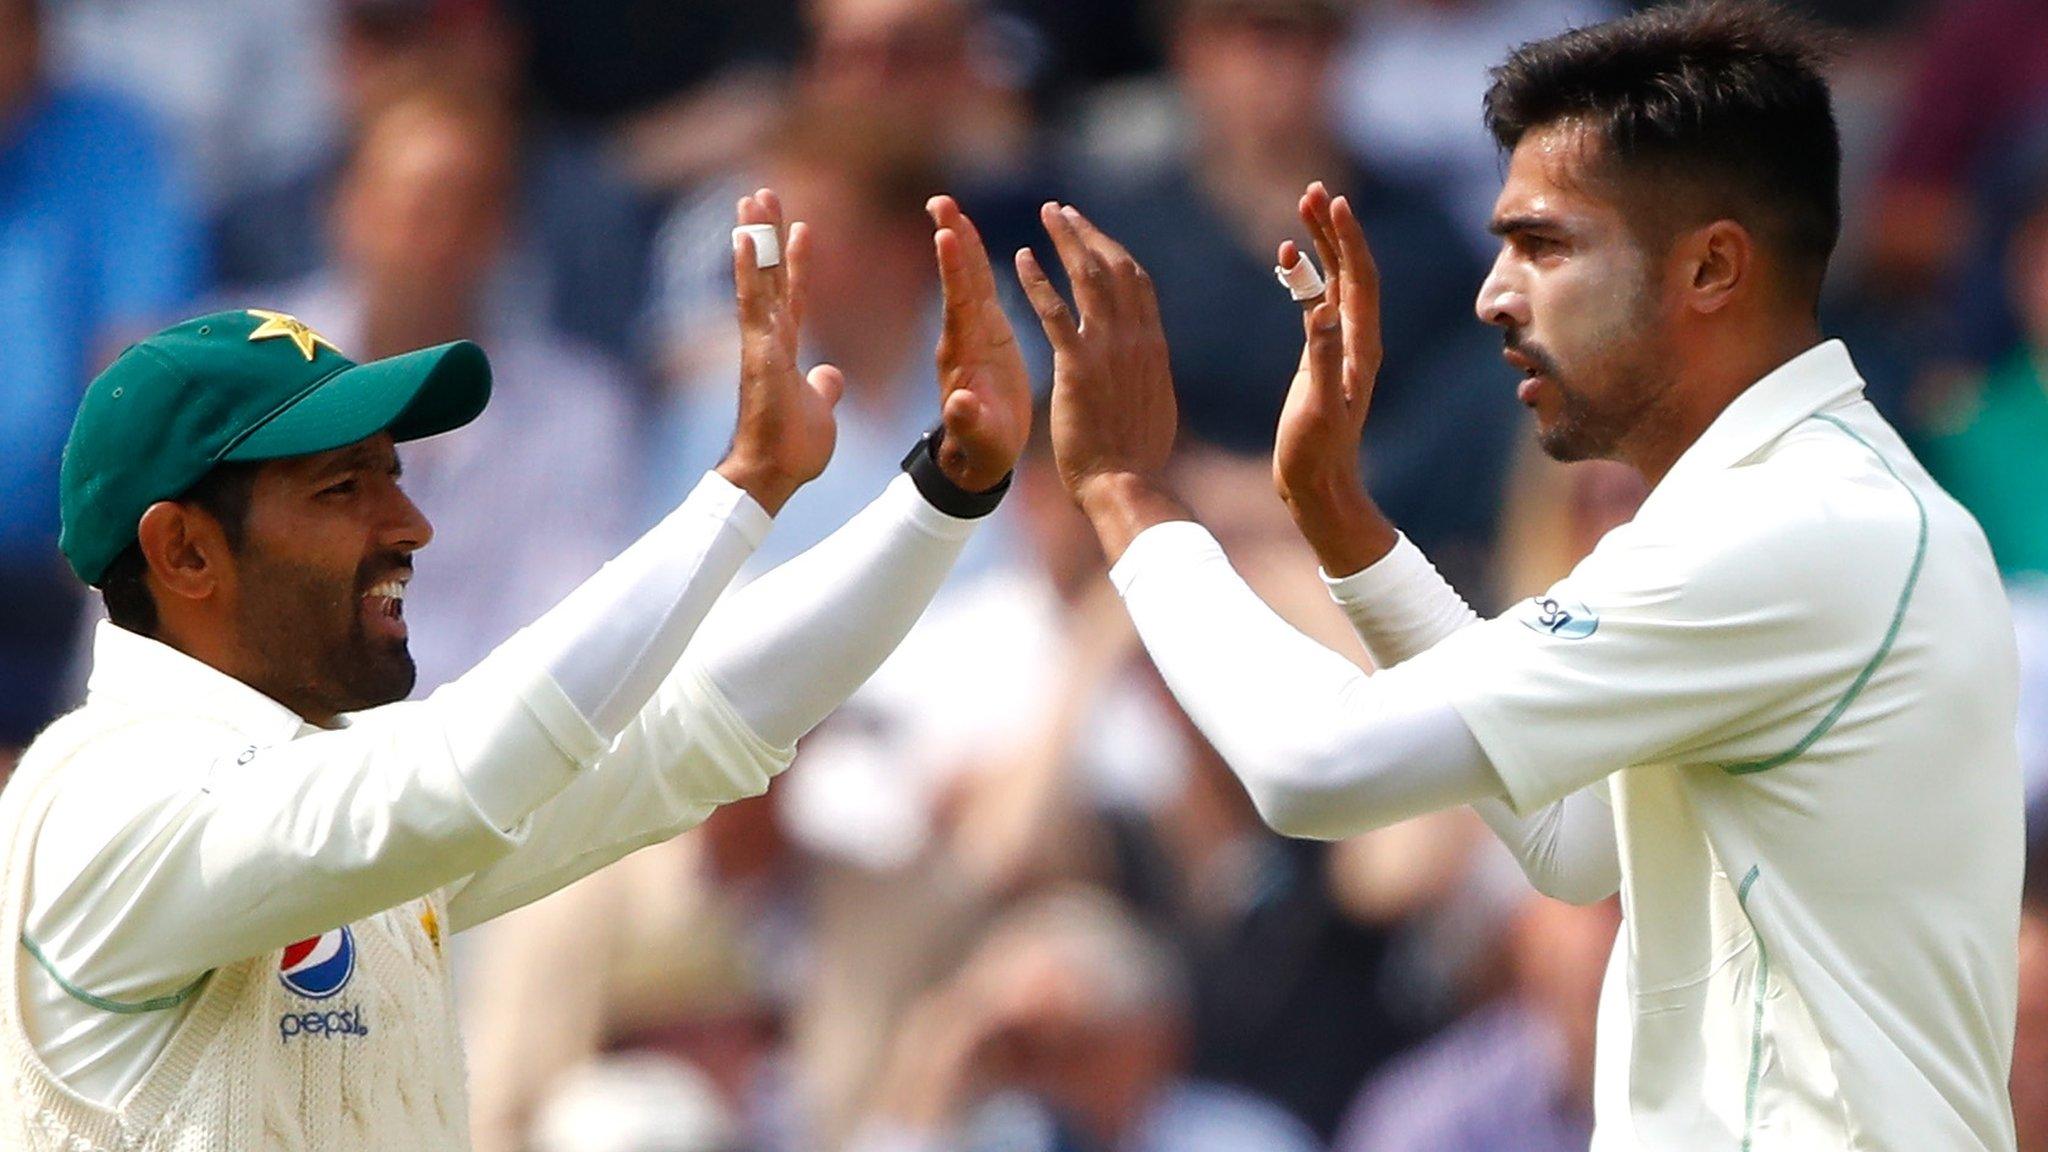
<box><xmin>137</xmin><ymin>500</ymin><xmax>229</xmax><ymax>605</ymax></box>
<box><xmin>1684</xmin><ymin>219</ymin><xmax>1751</xmax><ymax>315</ymax></box>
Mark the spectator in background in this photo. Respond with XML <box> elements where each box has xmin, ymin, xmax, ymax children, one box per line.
<box><xmin>640</xmin><ymin>0</ymin><xmax>1047</xmax><ymax>286</ymax></box>
<box><xmin>1919</xmin><ymin>170</ymin><xmax>2048</xmax><ymax>803</ymax></box>
<box><xmin>528</xmin><ymin>1054</ymin><xmax>747</xmax><ymax>1152</ymax></box>
<box><xmin>465</xmin><ymin>818</ymin><xmax>787</xmax><ymax>1152</ymax></box>
<box><xmin>1078</xmin><ymin>0</ymin><xmax>1516</xmax><ymax>601</ymax></box>
<box><xmin>1864</xmin><ymin>0</ymin><xmax>2048</xmax><ymax>308</ymax></box>
<box><xmin>1919</xmin><ymin>175</ymin><xmax>2048</xmax><ymax>583</ymax></box>
<box><xmin>1331</xmin><ymin>888</ymin><xmax>1615</xmax><ymax>1152</ymax></box>
<box><xmin>799</xmin><ymin>0</ymin><xmax>1038</xmax><ymax>201</ymax></box>
<box><xmin>793</xmin><ymin>440</ymin><xmax>1457</xmax><ymax>1144</ymax></box>
<box><xmin>44</xmin><ymin>0</ymin><xmax>335</xmax><ymax>278</ymax></box>
<box><xmin>649</xmin><ymin>101</ymin><xmax>1033</xmax><ymax>573</ymax></box>
<box><xmin>202</xmin><ymin>0</ymin><xmax>657</xmax><ymax>351</ymax></box>
<box><xmin>850</xmin><ymin>888</ymin><xmax>1322</xmax><ymax>1152</ymax></box>
<box><xmin>260</xmin><ymin>87</ymin><xmax>639</xmax><ymax>694</ymax></box>
<box><xmin>776</xmin><ymin>425</ymin><xmax>1174</xmax><ymax>1149</ymax></box>
<box><xmin>1330</xmin><ymin>0</ymin><xmax>1621</xmax><ymax>249</ymax></box>
<box><xmin>0</xmin><ymin>0</ymin><xmax>204</xmax><ymax>748</ymax></box>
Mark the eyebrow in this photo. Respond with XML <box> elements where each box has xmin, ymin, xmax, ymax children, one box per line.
<box><xmin>1488</xmin><ymin>214</ymin><xmax>1560</xmax><ymax>238</ymax></box>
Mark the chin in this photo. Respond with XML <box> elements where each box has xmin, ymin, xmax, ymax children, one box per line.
<box><xmin>344</xmin><ymin>643</ymin><xmax>418</xmax><ymax>711</ymax></box>
<box><xmin>1537</xmin><ymin>420</ymin><xmax>1607</xmax><ymax>464</ymax></box>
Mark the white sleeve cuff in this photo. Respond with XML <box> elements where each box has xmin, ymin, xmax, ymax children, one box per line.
<box><xmin>1108</xmin><ymin>519</ymin><xmax>1217</xmax><ymax>597</ymax></box>
<box><xmin>691</xmin><ymin>469</ymin><xmax>774</xmax><ymax>548</ymax></box>
<box><xmin>884</xmin><ymin>472</ymin><xmax>982</xmax><ymax>542</ymax></box>
<box><xmin>1320</xmin><ymin>531</ymin><xmax>1432</xmax><ymax>601</ymax></box>
<box><xmin>1319</xmin><ymin>532</ymin><xmax>1477</xmax><ymax>667</ymax></box>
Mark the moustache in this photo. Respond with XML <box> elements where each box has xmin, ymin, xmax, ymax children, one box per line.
<box><xmin>354</xmin><ymin>552</ymin><xmax>413</xmax><ymax>595</ymax></box>
<box><xmin>1504</xmin><ymin>331</ymin><xmax>1562</xmax><ymax>380</ymax></box>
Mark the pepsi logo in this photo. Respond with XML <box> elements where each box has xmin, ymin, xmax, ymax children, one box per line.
<box><xmin>279</xmin><ymin>928</ymin><xmax>357</xmax><ymax>1000</ymax></box>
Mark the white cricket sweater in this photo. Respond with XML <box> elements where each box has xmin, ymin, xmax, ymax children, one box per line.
<box><xmin>1</xmin><ymin>708</ymin><xmax>471</xmax><ymax>1150</ymax></box>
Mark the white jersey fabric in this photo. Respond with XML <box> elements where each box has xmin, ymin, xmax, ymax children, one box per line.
<box><xmin>1110</xmin><ymin>341</ymin><xmax>2024</xmax><ymax>1150</ymax></box>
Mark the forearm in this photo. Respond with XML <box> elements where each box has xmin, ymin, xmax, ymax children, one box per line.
<box><xmin>1074</xmin><ymin>472</ymin><xmax>1195</xmax><ymax>565</ymax></box>
<box><xmin>1110</xmin><ymin>521</ymin><xmax>1504</xmax><ymax>839</ymax></box>
<box><xmin>1472</xmin><ymin>788</ymin><xmax>1621</xmax><ymax>904</ymax></box>
<box><xmin>447</xmin><ymin>463</ymin><xmax>999</xmax><ymax>929</ymax></box>
<box><xmin>696</xmin><ymin>473</ymin><xmax>982</xmax><ymax>748</ymax></box>
<box><xmin>1282</xmin><ymin>470</ymin><xmax>1401</xmax><ymax>581</ymax></box>
<box><xmin>491</xmin><ymin>470</ymin><xmax>768</xmax><ymax>752</ymax></box>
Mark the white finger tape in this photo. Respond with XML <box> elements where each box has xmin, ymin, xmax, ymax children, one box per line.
<box><xmin>734</xmin><ymin>224</ymin><xmax>782</xmax><ymax>268</ymax></box>
<box><xmin>1275</xmin><ymin>254</ymin><xmax>1325</xmax><ymax>302</ymax></box>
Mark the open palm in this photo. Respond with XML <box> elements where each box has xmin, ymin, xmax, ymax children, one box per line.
<box><xmin>927</xmin><ymin>196</ymin><xmax>1033</xmax><ymax>492</ymax></box>
<box><xmin>722</xmin><ymin>188</ymin><xmax>843</xmax><ymax>515</ymax></box>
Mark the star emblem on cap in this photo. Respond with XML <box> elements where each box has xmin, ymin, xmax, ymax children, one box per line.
<box><xmin>246</xmin><ymin>309</ymin><xmax>343</xmax><ymax>361</ymax></box>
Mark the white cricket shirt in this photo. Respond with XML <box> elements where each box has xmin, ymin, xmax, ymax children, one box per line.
<box><xmin>1112</xmin><ymin>341</ymin><xmax>2025</xmax><ymax>1149</ymax></box>
<box><xmin>1395</xmin><ymin>341</ymin><xmax>2026</xmax><ymax>1149</ymax></box>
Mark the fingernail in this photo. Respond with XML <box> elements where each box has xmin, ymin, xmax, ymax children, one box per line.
<box><xmin>1060</xmin><ymin>206</ymin><xmax>1080</xmax><ymax>219</ymax></box>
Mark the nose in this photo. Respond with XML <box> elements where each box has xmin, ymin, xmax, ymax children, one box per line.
<box><xmin>1474</xmin><ymin>252</ymin><xmax>1530</xmax><ymax>330</ymax></box>
<box><xmin>379</xmin><ymin>486</ymin><xmax>434</xmax><ymax>555</ymax></box>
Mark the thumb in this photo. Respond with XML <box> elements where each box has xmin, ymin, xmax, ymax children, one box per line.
<box><xmin>942</xmin><ymin>386</ymin><xmax>985</xmax><ymax>441</ymax></box>
<box><xmin>808</xmin><ymin>364</ymin><xmax>847</xmax><ymax>410</ymax></box>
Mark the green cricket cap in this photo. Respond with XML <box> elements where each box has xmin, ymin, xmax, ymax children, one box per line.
<box><xmin>60</xmin><ymin>308</ymin><xmax>493</xmax><ymax>586</ymax></box>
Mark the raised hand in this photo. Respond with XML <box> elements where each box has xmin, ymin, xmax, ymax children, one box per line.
<box><xmin>1014</xmin><ymin>202</ymin><xmax>1187</xmax><ymax>559</ymax></box>
<box><xmin>927</xmin><ymin>196</ymin><xmax>1033</xmax><ymax>492</ymax></box>
<box><xmin>1272</xmin><ymin>182</ymin><xmax>1398</xmax><ymax>576</ymax></box>
<box><xmin>716</xmin><ymin>188</ymin><xmax>844</xmax><ymax>516</ymax></box>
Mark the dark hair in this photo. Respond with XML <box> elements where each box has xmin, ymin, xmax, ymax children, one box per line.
<box><xmin>99</xmin><ymin>462</ymin><xmax>262</xmax><ymax>635</ymax></box>
<box><xmin>1483</xmin><ymin>1</ymin><xmax>1841</xmax><ymax>303</ymax></box>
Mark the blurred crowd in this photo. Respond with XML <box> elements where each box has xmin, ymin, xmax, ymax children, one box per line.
<box><xmin>4</xmin><ymin>0</ymin><xmax>2048</xmax><ymax>1148</ymax></box>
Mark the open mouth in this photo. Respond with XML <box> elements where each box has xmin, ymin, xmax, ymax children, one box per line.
<box><xmin>1502</xmin><ymin>349</ymin><xmax>1552</xmax><ymax>407</ymax></box>
<box><xmin>361</xmin><ymin>578</ymin><xmax>407</xmax><ymax>629</ymax></box>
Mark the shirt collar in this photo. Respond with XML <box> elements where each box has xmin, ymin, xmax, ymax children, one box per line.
<box><xmin>85</xmin><ymin>620</ymin><xmax>311</xmax><ymax>744</ymax></box>
<box><xmin>1653</xmin><ymin>339</ymin><xmax>1866</xmax><ymax>492</ymax></box>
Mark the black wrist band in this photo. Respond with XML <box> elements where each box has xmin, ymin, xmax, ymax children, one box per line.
<box><xmin>900</xmin><ymin>426</ymin><xmax>1012</xmax><ymax>519</ymax></box>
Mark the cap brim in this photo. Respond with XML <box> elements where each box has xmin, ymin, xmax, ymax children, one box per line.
<box><xmin>219</xmin><ymin>340</ymin><xmax>492</xmax><ymax>463</ymax></box>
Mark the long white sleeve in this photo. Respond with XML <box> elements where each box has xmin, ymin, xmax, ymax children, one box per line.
<box><xmin>441</xmin><ymin>474</ymin><xmax>985</xmax><ymax>929</ymax></box>
<box><xmin>1471</xmin><ymin>787</ymin><xmax>1621</xmax><ymax>904</ymax></box>
<box><xmin>455</xmin><ymin>471</ymin><xmax>768</xmax><ymax>823</ymax></box>
<box><xmin>1319</xmin><ymin>535</ymin><xmax>1620</xmax><ymax>902</ymax></box>
<box><xmin>695</xmin><ymin>472</ymin><xmax>981</xmax><ymax>748</ymax></box>
<box><xmin>1109</xmin><ymin>521</ymin><xmax>1502</xmax><ymax>839</ymax></box>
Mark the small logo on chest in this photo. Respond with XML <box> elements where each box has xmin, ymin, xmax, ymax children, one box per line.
<box><xmin>280</xmin><ymin>928</ymin><xmax>356</xmax><ymax>999</ymax></box>
<box><xmin>278</xmin><ymin>927</ymin><xmax>372</xmax><ymax>1043</ymax></box>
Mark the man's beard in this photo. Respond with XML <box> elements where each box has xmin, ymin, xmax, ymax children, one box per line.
<box><xmin>1539</xmin><ymin>378</ymin><xmax>1643</xmax><ymax>463</ymax></box>
<box><xmin>236</xmin><ymin>548</ymin><xmax>417</xmax><ymax>718</ymax></box>
<box><xmin>1513</xmin><ymin>328</ymin><xmax>1670</xmax><ymax>465</ymax></box>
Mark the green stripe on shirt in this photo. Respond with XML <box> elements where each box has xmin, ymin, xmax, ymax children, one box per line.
<box><xmin>19</xmin><ymin>934</ymin><xmax>211</xmax><ymax>1015</ymax></box>
<box><xmin>1720</xmin><ymin>414</ymin><xmax>1930</xmax><ymax>774</ymax></box>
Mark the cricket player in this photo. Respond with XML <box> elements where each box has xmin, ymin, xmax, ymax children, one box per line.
<box><xmin>1017</xmin><ymin>5</ymin><xmax>2023</xmax><ymax>1149</ymax></box>
<box><xmin>0</xmin><ymin>190</ymin><xmax>1031</xmax><ymax>1149</ymax></box>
